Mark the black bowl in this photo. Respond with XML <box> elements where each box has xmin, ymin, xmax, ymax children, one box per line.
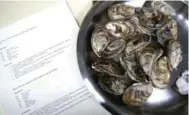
<box><xmin>77</xmin><ymin>1</ymin><xmax>188</xmax><ymax>115</ymax></box>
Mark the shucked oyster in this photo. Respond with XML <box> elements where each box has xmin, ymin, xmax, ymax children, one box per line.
<box><xmin>122</xmin><ymin>83</ymin><xmax>153</xmax><ymax>106</ymax></box>
<box><xmin>166</xmin><ymin>40</ymin><xmax>182</xmax><ymax>70</ymax></box>
<box><xmin>98</xmin><ymin>75</ymin><xmax>127</xmax><ymax>95</ymax></box>
<box><xmin>138</xmin><ymin>47</ymin><xmax>163</xmax><ymax>76</ymax></box>
<box><xmin>91</xmin><ymin>27</ymin><xmax>125</xmax><ymax>59</ymax></box>
<box><xmin>157</xmin><ymin>19</ymin><xmax>177</xmax><ymax>46</ymax></box>
<box><xmin>105</xmin><ymin>20</ymin><xmax>136</xmax><ymax>39</ymax></box>
<box><xmin>151</xmin><ymin>56</ymin><xmax>170</xmax><ymax>89</ymax></box>
<box><xmin>120</xmin><ymin>54</ymin><xmax>147</xmax><ymax>82</ymax></box>
<box><xmin>108</xmin><ymin>4</ymin><xmax>135</xmax><ymax>20</ymax></box>
<box><xmin>125</xmin><ymin>34</ymin><xmax>151</xmax><ymax>56</ymax></box>
<box><xmin>92</xmin><ymin>60</ymin><xmax>125</xmax><ymax>77</ymax></box>
<box><xmin>151</xmin><ymin>1</ymin><xmax>175</xmax><ymax>16</ymax></box>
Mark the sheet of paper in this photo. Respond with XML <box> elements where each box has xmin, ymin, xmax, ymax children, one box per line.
<box><xmin>0</xmin><ymin>2</ymin><xmax>110</xmax><ymax>115</ymax></box>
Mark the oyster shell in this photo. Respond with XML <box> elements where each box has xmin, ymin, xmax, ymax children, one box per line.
<box><xmin>157</xmin><ymin>19</ymin><xmax>177</xmax><ymax>46</ymax></box>
<box><xmin>138</xmin><ymin>47</ymin><xmax>163</xmax><ymax>76</ymax></box>
<box><xmin>151</xmin><ymin>1</ymin><xmax>175</xmax><ymax>16</ymax></box>
<box><xmin>91</xmin><ymin>27</ymin><xmax>110</xmax><ymax>58</ymax></box>
<box><xmin>105</xmin><ymin>20</ymin><xmax>136</xmax><ymax>39</ymax></box>
<box><xmin>120</xmin><ymin>55</ymin><xmax>147</xmax><ymax>82</ymax></box>
<box><xmin>92</xmin><ymin>60</ymin><xmax>124</xmax><ymax>77</ymax></box>
<box><xmin>91</xmin><ymin>27</ymin><xmax>125</xmax><ymax>59</ymax></box>
<box><xmin>108</xmin><ymin>4</ymin><xmax>135</xmax><ymax>20</ymax></box>
<box><xmin>166</xmin><ymin>40</ymin><xmax>182</xmax><ymax>70</ymax></box>
<box><xmin>139</xmin><ymin>8</ymin><xmax>169</xmax><ymax>29</ymax></box>
<box><xmin>98</xmin><ymin>75</ymin><xmax>127</xmax><ymax>95</ymax></box>
<box><xmin>131</xmin><ymin>16</ymin><xmax>153</xmax><ymax>35</ymax></box>
<box><xmin>151</xmin><ymin>56</ymin><xmax>170</xmax><ymax>89</ymax></box>
<box><xmin>125</xmin><ymin>34</ymin><xmax>151</xmax><ymax>56</ymax></box>
<box><xmin>102</xmin><ymin>39</ymin><xmax>126</xmax><ymax>59</ymax></box>
<box><xmin>124</xmin><ymin>21</ymin><xmax>137</xmax><ymax>40</ymax></box>
<box><xmin>122</xmin><ymin>83</ymin><xmax>153</xmax><ymax>106</ymax></box>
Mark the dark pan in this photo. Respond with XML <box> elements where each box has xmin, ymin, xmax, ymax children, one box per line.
<box><xmin>77</xmin><ymin>1</ymin><xmax>188</xmax><ymax>115</ymax></box>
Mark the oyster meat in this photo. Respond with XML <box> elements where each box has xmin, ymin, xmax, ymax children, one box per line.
<box><xmin>125</xmin><ymin>34</ymin><xmax>151</xmax><ymax>56</ymax></box>
<box><xmin>122</xmin><ymin>83</ymin><xmax>153</xmax><ymax>106</ymax></box>
<box><xmin>151</xmin><ymin>56</ymin><xmax>170</xmax><ymax>89</ymax></box>
<box><xmin>138</xmin><ymin>47</ymin><xmax>163</xmax><ymax>76</ymax></box>
<box><xmin>151</xmin><ymin>1</ymin><xmax>175</xmax><ymax>16</ymax></box>
<box><xmin>105</xmin><ymin>20</ymin><xmax>136</xmax><ymax>39</ymax></box>
<box><xmin>166</xmin><ymin>39</ymin><xmax>182</xmax><ymax>70</ymax></box>
<box><xmin>98</xmin><ymin>75</ymin><xmax>127</xmax><ymax>95</ymax></box>
<box><xmin>92</xmin><ymin>60</ymin><xmax>124</xmax><ymax>77</ymax></box>
<box><xmin>157</xmin><ymin>19</ymin><xmax>178</xmax><ymax>45</ymax></box>
<box><xmin>108</xmin><ymin>4</ymin><xmax>135</xmax><ymax>20</ymax></box>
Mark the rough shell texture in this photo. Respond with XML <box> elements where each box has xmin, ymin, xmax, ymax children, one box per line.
<box><xmin>91</xmin><ymin>27</ymin><xmax>110</xmax><ymax>57</ymax></box>
<box><xmin>166</xmin><ymin>40</ymin><xmax>182</xmax><ymax>70</ymax></box>
<box><xmin>91</xmin><ymin>27</ymin><xmax>125</xmax><ymax>59</ymax></box>
<box><xmin>122</xmin><ymin>83</ymin><xmax>153</xmax><ymax>106</ymax></box>
<box><xmin>139</xmin><ymin>8</ymin><xmax>169</xmax><ymax>29</ymax></box>
<box><xmin>131</xmin><ymin>16</ymin><xmax>153</xmax><ymax>35</ymax></box>
<box><xmin>151</xmin><ymin>1</ymin><xmax>176</xmax><ymax>16</ymax></box>
<box><xmin>105</xmin><ymin>21</ymin><xmax>136</xmax><ymax>39</ymax></box>
<box><xmin>98</xmin><ymin>75</ymin><xmax>127</xmax><ymax>95</ymax></box>
<box><xmin>92</xmin><ymin>60</ymin><xmax>124</xmax><ymax>77</ymax></box>
<box><xmin>102</xmin><ymin>39</ymin><xmax>126</xmax><ymax>59</ymax></box>
<box><xmin>108</xmin><ymin>4</ymin><xmax>135</xmax><ymax>20</ymax></box>
<box><xmin>138</xmin><ymin>47</ymin><xmax>163</xmax><ymax>76</ymax></box>
<box><xmin>125</xmin><ymin>34</ymin><xmax>151</xmax><ymax>56</ymax></box>
<box><xmin>120</xmin><ymin>55</ymin><xmax>147</xmax><ymax>82</ymax></box>
<box><xmin>151</xmin><ymin>56</ymin><xmax>170</xmax><ymax>89</ymax></box>
<box><xmin>157</xmin><ymin>19</ymin><xmax>178</xmax><ymax>46</ymax></box>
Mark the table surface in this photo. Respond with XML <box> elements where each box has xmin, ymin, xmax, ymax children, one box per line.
<box><xmin>0</xmin><ymin>0</ymin><xmax>92</xmax><ymax>28</ymax></box>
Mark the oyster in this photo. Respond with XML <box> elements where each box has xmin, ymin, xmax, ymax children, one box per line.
<box><xmin>92</xmin><ymin>60</ymin><xmax>124</xmax><ymax>77</ymax></box>
<box><xmin>91</xmin><ymin>27</ymin><xmax>111</xmax><ymax>57</ymax></box>
<box><xmin>91</xmin><ymin>27</ymin><xmax>125</xmax><ymax>59</ymax></box>
<box><xmin>139</xmin><ymin>8</ymin><xmax>169</xmax><ymax>29</ymax></box>
<box><xmin>120</xmin><ymin>55</ymin><xmax>147</xmax><ymax>82</ymax></box>
<box><xmin>157</xmin><ymin>19</ymin><xmax>177</xmax><ymax>46</ymax></box>
<box><xmin>125</xmin><ymin>34</ymin><xmax>151</xmax><ymax>56</ymax></box>
<box><xmin>108</xmin><ymin>4</ymin><xmax>135</xmax><ymax>20</ymax></box>
<box><xmin>138</xmin><ymin>47</ymin><xmax>163</xmax><ymax>76</ymax></box>
<box><xmin>151</xmin><ymin>1</ymin><xmax>175</xmax><ymax>16</ymax></box>
<box><xmin>131</xmin><ymin>16</ymin><xmax>153</xmax><ymax>35</ymax></box>
<box><xmin>166</xmin><ymin>40</ymin><xmax>182</xmax><ymax>70</ymax></box>
<box><xmin>105</xmin><ymin>20</ymin><xmax>136</xmax><ymax>39</ymax></box>
<box><xmin>124</xmin><ymin>21</ymin><xmax>137</xmax><ymax>40</ymax></box>
<box><xmin>102</xmin><ymin>39</ymin><xmax>126</xmax><ymax>59</ymax></box>
<box><xmin>98</xmin><ymin>75</ymin><xmax>127</xmax><ymax>95</ymax></box>
<box><xmin>151</xmin><ymin>56</ymin><xmax>170</xmax><ymax>89</ymax></box>
<box><xmin>122</xmin><ymin>83</ymin><xmax>153</xmax><ymax>106</ymax></box>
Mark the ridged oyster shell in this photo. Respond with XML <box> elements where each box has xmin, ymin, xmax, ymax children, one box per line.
<box><xmin>122</xmin><ymin>83</ymin><xmax>153</xmax><ymax>106</ymax></box>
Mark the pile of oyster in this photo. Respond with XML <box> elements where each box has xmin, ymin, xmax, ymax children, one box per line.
<box><xmin>91</xmin><ymin>1</ymin><xmax>182</xmax><ymax>106</ymax></box>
